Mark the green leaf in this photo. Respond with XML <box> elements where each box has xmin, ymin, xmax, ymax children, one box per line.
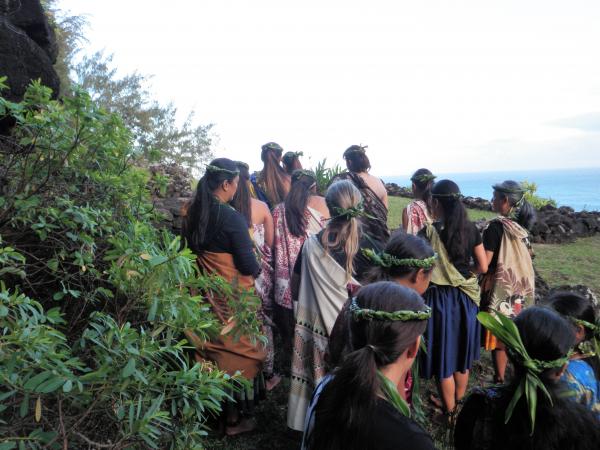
<box><xmin>62</xmin><ymin>379</ymin><xmax>73</xmax><ymax>393</ymax></box>
<box><xmin>149</xmin><ymin>255</ymin><xmax>168</xmax><ymax>266</ymax></box>
<box><xmin>19</xmin><ymin>393</ymin><xmax>29</xmax><ymax>418</ymax></box>
<box><xmin>23</xmin><ymin>371</ymin><xmax>53</xmax><ymax>391</ymax></box>
<box><xmin>47</xmin><ymin>259</ymin><xmax>59</xmax><ymax>272</ymax></box>
<box><xmin>0</xmin><ymin>442</ymin><xmax>17</xmax><ymax>450</ymax></box>
<box><xmin>504</xmin><ymin>378</ymin><xmax>525</xmax><ymax>425</ymax></box>
<box><xmin>0</xmin><ymin>305</ymin><xmax>8</xmax><ymax>317</ymax></box>
<box><xmin>122</xmin><ymin>358</ymin><xmax>136</xmax><ymax>378</ymax></box>
<box><xmin>35</xmin><ymin>377</ymin><xmax>65</xmax><ymax>394</ymax></box>
<box><xmin>377</xmin><ymin>370</ymin><xmax>410</xmax><ymax>418</ymax></box>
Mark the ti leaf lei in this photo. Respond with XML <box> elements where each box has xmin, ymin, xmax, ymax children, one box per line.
<box><xmin>477</xmin><ymin>312</ymin><xmax>572</xmax><ymax>435</ymax></box>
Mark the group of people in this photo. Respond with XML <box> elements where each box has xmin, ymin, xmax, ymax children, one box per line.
<box><xmin>181</xmin><ymin>143</ymin><xmax>600</xmax><ymax>449</ymax></box>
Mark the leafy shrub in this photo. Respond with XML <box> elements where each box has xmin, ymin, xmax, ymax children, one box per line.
<box><xmin>0</xmin><ymin>79</ymin><xmax>260</xmax><ymax>448</ymax></box>
<box><xmin>312</xmin><ymin>158</ymin><xmax>344</xmax><ymax>195</ymax></box>
<box><xmin>521</xmin><ymin>180</ymin><xmax>557</xmax><ymax>209</ymax></box>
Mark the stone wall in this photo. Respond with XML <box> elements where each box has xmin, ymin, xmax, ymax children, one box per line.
<box><xmin>149</xmin><ymin>163</ymin><xmax>193</xmax><ymax>234</ymax></box>
<box><xmin>385</xmin><ymin>182</ymin><xmax>600</xmax><ymax>244</ymax></box>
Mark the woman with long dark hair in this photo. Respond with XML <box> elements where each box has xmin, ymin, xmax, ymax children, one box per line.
<box><xmin>302</xmin><ymin>282</ymin><xmax>435</xmax><ymax>450</ymax></box>
<box><xmin>418</xmin><ymin>179</ymin><xmax>488</xmax><ymax>420</ymax></box>
<box><xmin>182</xmin><ymin>158</ymin><xmax>265</xmax><ymax>435</ymax></box>
<box><xmin>287</xmin><ymin>180</ymin><xmax>383</xmax><ymax>431</ymax></box>
<box><xmin>282</xmin><ymin>151</ymin><xmax>303</xmax><ymax>175</ymax></box>
<box><xmin>546</xmin><ymin>291</ymin><xmax>600</xmax><ymax>417</ymax></box>
<box><xmin>231</xmin><ymin>161</ymin><xmax>278</xmax><ymax>390</ymax></box>
<box><xmin>455</xmin><ymin>307</ymin><xmax>600</xmax><ymax>450</ymax></box>
<box><xmin>250</xmin><ymin>142</ymin><xmax>291</xmax><ymax>208</ymax></box>
<box><xmin>402</xmin><ymin>168</ymin><xmax>435</xmax><ymax>234</ymax></box>
<box><xmin>481</xmin><ymin>180</ymin><xmax>536</xmax><ymax>383</ymax></box>
<box><xmin>332</xmin><ymin>145</ymin><xmax>390</xmax><ymax>243</ymax></box>
<box><xmin>271</xmin><ymin>170</ymin><xmax>328</xmax><ymax>357</ymax></box>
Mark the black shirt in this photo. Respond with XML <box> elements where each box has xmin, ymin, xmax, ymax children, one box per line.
<box><xmin>482</xmin><ymin>220</ymin><xmax>503</xmax><ymax>272</ymax></box>
<box><xmin>419</xmin><ymin>221</ymin><xmax>482</xmax><ymax>278</ymax></box>
<box><xmin>197</xmin><ymin>200</ymin><xmax>260</xmax><ymax>277</ymax></box>
<box><xmin>293</xmin><ymin>230</ymin><xmax>383</xmax><ymax>284</ymax></box>
<box><xmin>372</xmin><ymin>399</ymin><xmax>436</xmax><ymax>450</ymax></box>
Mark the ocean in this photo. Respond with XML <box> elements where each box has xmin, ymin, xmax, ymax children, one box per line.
<box><xmin>382</xmin><ymin>168</ymin><xmax>600</xmax><ymax>212</ymax></box>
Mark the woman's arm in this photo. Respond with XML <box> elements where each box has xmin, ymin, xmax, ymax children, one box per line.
<box><xmin>402</xmin><ymin>208</ymin><xmax>409</xmax><ymax>231</ymax></box>
<box><xmin>262</xmin><ymin>203</ymin><xmax>274</xmax><ymax>249</ymax></box>
<box><xmin>228</xmin><ymin>211</ymin><xmax>261</xmax><ymax>277</ymax></box>
<box><xmin>473</xmin><ymin>243</ymin><xmax>489</xmax><ymax>274</ymax></box>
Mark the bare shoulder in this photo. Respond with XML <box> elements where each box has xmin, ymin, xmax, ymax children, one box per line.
<box><xmin>251</xmin><ymin>198</ymin><xmax>271</xmax><ymax>223</ymax></box>
<box><xmin>308</xmin><ymin>195</ymin><xmax>330</xmax><ymax>217</ymax></box>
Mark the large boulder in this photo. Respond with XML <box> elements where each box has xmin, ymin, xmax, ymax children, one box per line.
<box><xmin>0</xmin><ymin>0</ymin><xmax>60</xmax><ymax>104</ymax></box>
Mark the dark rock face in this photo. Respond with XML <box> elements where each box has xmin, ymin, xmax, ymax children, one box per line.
<box><xmin>149</xmin><ymin>163</ymin><xmax>194</xmax><ymax>234</ymax></box>
<box><xmin>0</xmin><ymin>0</ymin><xmax>59</xmax><ymax>104</ymax></box>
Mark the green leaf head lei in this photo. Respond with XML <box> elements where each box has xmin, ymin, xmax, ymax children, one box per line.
<box><xmin>477</xmin><ymin>312</ymin><xmax>573</xmax><ymax>435</ymax></box>
<box><xmin>362</xmin><ymin>248</ymin><xmax>437</xmax><ymax>270</ymax></box>
<box><xmin>205</xmin><ymin>164</ymin><xmax>240</xmax><ymax>177</ymax></box>
<box><xmin>350</xmin><ymin>296</ymin><xmax>431</xmax><ymax>417</ymax></box>
<box><xmin>570</xmin><ymin>317</ymin><xmax>600</xmax><ymax>360</ymax></box>
<box><xmin>330</xmin><ymin>200</ymin><xmax>375</xmax><ymax>221</ymax></box>
<box><xmin>411</xmin><ymin>173</ymin><xmax>437</xmax><ymax>184</ymax></box>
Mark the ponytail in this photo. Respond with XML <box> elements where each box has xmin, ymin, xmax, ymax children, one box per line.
<box><xmin>321</xmin><ymin>180</ymin><xmax>362</xmax><ymax>282</ymax></box>
<box><xmin>285</xmin><ymin>170</ymin><xmax>317</xmax><ymax>237</ymax></box>
<box><xmin>260</xmin><ymin>142</ymin><xmax>289</xmax><ymax>205</ymax></box>
<box><xmin>307</xmin><ymin>282</ymin><xmax>428</xmax><ymax>450</ymax></box>
<box><xmin>183</xmin><ymin>158</ymin><xmax>239</xmax><ymax>252</ymax></box>
<box><xmin>431</xmin><ymin>180</ymin><xmax>469</xmax><ymax>264</ymax></box>
<box><xmin>514</xmin><ymin>199</ymin><xmax>537</xmax><ymax>231</ymax></box>
<box><xmin>231</xmin><ymin>161</ymin><xmax>252</xmax><ymax>227</ymax></box>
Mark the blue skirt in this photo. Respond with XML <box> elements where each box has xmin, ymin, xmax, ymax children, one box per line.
<box><xmin>421</xmin><ymin>284</ymin><xmax>481</xmax><ymax>380</ymax></box>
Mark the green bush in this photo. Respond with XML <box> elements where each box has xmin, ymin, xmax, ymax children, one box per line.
<box><xmin>0</xmin><ymin>79</ymin><xmax>260</xmax><ymax>448</ymax></box>
<box><xmin>312</xmin><ymin>158</ymin><xmax>344</xmax><ymax>195</ymax></box>
<box><xmin>521</xmin><ymin>180</ymin><xmax>557</xmax><ymax>209</ymax></box>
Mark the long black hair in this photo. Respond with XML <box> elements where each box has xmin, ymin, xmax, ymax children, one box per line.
<box><xmin>431</xmin><ymin>179</ymin><xmax>470</xmax><ymax>264</ymax></box>
<box><xmin>410</xmin><ymin>168</ymin><xmax>435</xmax><ymax>215</ymax></box>
<box><xmin>457</xmin><ymin>306</ymin><xmax>600</xmax><ymax>450</ymax></box>
<box><xmin>285</xmin><ymin>170</ymin><xmax>317</xmax><ymax>237</ymax></box>
<box><xmin>343</xmin><ymin>145</ymin><xmax>371</xmax><ymax>173</ymax></box>
<box><xmin>183</xmin><ymin>158</ymin><xmax>239</xmax><ymax>253</ymax></box>
<box><xmin>545</xmin><ymin>291</ymin><xmax>600</xmax><ymax>379</ymax></box>
<box><xmin>493</xmin><ymin>180</ymin><xmax>537</xmax><ymax>231</ymax></box>
<box><xmin>307</xmin><ymin>282</ymin><xmax>428</xmax><ymax>450</ymax></box>
<box><xmin>365</xmin><ymin>232</ymin><xmax>435</xmax><ymax>283</ymax></box>
<box><xmin>260</xmin><ymin>142</ymin><xmax>288</xmax><ymax>205</ymax></box>
<box><xmin>498</xmin><ymin>306</ymin><xmax>600</xmax><ymax>449</ymax></box>
<box><xmin>231</xmin><ymin>161</ymin><xmax>252</xmax><ymax>227</ymax></box>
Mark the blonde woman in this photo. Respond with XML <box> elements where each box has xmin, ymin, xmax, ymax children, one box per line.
<box><xmin>287</xmin><ymin>180</ymin><xmax>383</xmax><ymax>431</ymax></box>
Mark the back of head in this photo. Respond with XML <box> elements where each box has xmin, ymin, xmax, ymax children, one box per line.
<box><xmin>260</xmin><ymin>142</ymin><xmax>288</xmax><ymax>205</ymax></box>
<box><xmin>231</xmin><ymin>161</ymin><xmax>252</xmax><ymax>226</ymax></box>
<box><xmin>513</xmin><ymin>307</ymin><xmax>575</xmax><ymax>374</ymax></box>
<box><xmin>343</xmin><ymin>145</ymin><xmax>371</xmax><ymax>173</ymax></box>
<box><xmin>496</xmin><ymin>306</ymin><xmax>600</xmax><ymax>450</ymax></box>
<box><xmin>366</xmin><ymin>232</ymin><xmax>435</xmax><ymax>283</ymax></box>
<box><xmin>308</xmin><ymin>281</ymin><xmax>428</xmax><ymax>450</ymax></box>
<box><xmin>493</xmin><ymin>180</ymin><xmax>537</xmax><ymax>231</ymax></box>
<box><xmin>282</xmin><ymin>151</ymin><xmax>303</xmax><ymax>175</ymax></box>
<box><xmin>545</xmin><ymin>291</ymin><xmax>600</xmax><ymax>378</ymax></box>
<box><xmin>183</xmin><ymin>158</ymin><xmax>239</xmax><ymax>252</ymax></box>
<box><xmin>285</xmin><ymin>169</ymin><xmax>317</xmax><ymax>237</ymax></box>
<box><xmin>431</xmin><ymin>179</ymin><xmax>469</xmax><ymax>263</ymax></box>
<box><xmin>322</xmin><ymin>180</ymin><xmax>363</xmax><ymax>280</ymax></box>
<box><xmin>410</xmin><ymin>168</ymin><xmax>436</xmax><ymax>213</ymax></box>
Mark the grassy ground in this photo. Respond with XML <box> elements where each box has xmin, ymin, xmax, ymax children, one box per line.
<box><xmin>204</xmin><ymin>197</ymin><xmax>599</xmax><ymax>449</ymax></box>
<box><xmin>533</xmin><ymin>235</ymin><xmax>600</xmax><ymax>294</ymax></box>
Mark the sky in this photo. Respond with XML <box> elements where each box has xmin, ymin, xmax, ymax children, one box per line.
<box><xmin>57</xmin><ymin>0</ymin><xmax>600</xmax><ymax>176</ymax></box>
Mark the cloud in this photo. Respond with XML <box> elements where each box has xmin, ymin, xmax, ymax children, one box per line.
<box><xmin>550</xmin><ymin>112</ymin><xmax>600</xmax><ymax>133</ymax></box>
